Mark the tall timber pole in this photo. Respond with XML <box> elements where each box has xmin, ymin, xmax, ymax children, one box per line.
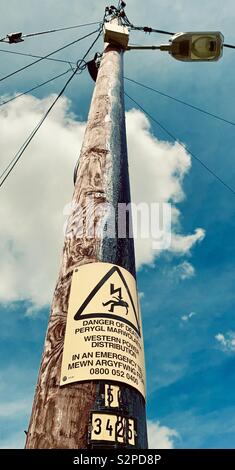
<box><xmin>26</xmin><ymin>10</ymin><xmax>148</xmax><ymax>449</ymax></box>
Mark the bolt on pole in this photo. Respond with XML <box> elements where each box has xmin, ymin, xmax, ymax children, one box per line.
<box><xmin>25</xmin><ymin>16</ymin><xmax>148</xmax><ymax>450</ymax></box>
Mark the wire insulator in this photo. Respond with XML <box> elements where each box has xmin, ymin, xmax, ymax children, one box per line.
<box><xmin>143</xmin><ymin>27</ymin><xmax>153</xmax><ymax>33</ymax></box>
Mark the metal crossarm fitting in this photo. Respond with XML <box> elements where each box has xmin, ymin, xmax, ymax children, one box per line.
<box><xmin>6</xmin><ymin>32</ymin><xmax>24</xmax><ymax>43</ymax></box>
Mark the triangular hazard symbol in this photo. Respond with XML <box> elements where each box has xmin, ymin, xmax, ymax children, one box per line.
<box><xmin>73</xmin><ymin>265</ymin><xmax>141</xmax><ymax>336</ymax></box>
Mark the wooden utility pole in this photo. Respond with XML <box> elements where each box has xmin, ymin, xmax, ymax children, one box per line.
<box><xmin>25</xmin><ymin>13</ymin><xmax>148</xmax><ymax>449</ymax></box>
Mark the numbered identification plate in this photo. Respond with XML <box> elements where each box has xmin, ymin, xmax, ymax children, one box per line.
<box><xmin>90</xmin><ymin>412</ymin><xmax>136</xmax><ymax>446</ymax></box>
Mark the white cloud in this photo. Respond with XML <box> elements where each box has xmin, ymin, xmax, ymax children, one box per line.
<box><xmin>215</xmin><ymin>333</ymin><xmax>226</xmax><ymax>346</ymax></box>
<box><xmin>215</xmin><ymin>332</ymin><xmax>235</xmax><ymax>352</ymax></box>
<box><xmin>147</xmin><ymin>420</ymin><xmax>179</xmax><ymax>449</ymax></box>
<box><xmin>173</xmin><ymin>261</ymin><xmax>195</xmax><ymax>280</ymax></box>
<box><xmin>0</xmin><ymin>97</ymin><xmax>205</xmax><ymax>309</ymax></box>
<box><xmin>181</xmin><ymin>312</ymin><xmax>197</xmax><ymax>322</ymax></box>
<box><xmin>139</xmin><ymin>292</ymin><xmax>145</xmax><ymax>299</ymax></box>
<box><xmin>170</xmin><ymin>229</ymin><xmax>205</xmax><ymax>255</ymax></box>
<box><xmin>126</xmin><ymin>109</ymin><xmax>205</xmax><ymax>268</ymax></box>
<box><xmin>0</xmin><ymin>94</ymin><xmax>86</xmax><ymax>309</ymax></box>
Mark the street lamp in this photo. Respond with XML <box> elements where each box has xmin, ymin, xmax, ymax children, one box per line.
<box><xmin>88</xmin><ymin>29</ymin><xmax>224</xmax><ymax>82</ymax></box>
<box><xmin>169</xmin><ymin>31</ymin><xmax>224</xmax><ymax>62</ymax></box>
<box><xmin>127</xmin><ymin>31</ymin><xmax>224</xmax><ymax>63</ymax></box>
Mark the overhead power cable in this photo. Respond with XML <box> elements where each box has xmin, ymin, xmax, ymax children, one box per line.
<box><xmin>224</xmin><ymin>43</ymin><xmax>235</xmax><ymax>49</ymax></box>
<box><xmin>128</xmin><ymin>24</ymin><xmax>235</xmax><ymax>49</ymax></box>
<box><xmin>0</xmin><ymin>21</ymin><xmax>101</xmax><ymax>43</ymax></box>
<box><xmin>124</xmin><ymin>76</ymin><xmax>235</xmax><ymax>127</ymax></box>
<box><xmin>0</xmin><ymin>29</ymin><xmax>102</xmax><ymax>189</ymax></box>
<box><xmin>0</xmin><ymin>70</ymin><xmax>78</xmax><ymax>185</ymax></box>
<box><xmin>5</xmin><ymin>70</ymin><xmax>235</xmax><ymax>130</ymax></box>
<box><xmin>121</xmin><ymin>12</ymin><xmax>174</xmax><ymax>35</ymax></box>
<box><xmin>131</xmin><ymin>26</ymin><xmax>174</xmax><ymax>35</ymax></box>
<box><xmin>21</xmin><ymin>21</ymin><xmax>101</xmax><ymax>38</ymax></box>
<box><xmin>0</xmin><ymin>27</ymin><xmax>100</xmax><ymax>83</ymax></box>
<box><xmin>1</xmin><ymin>35</ymin><xmax>234</xmax><ymax>74</ymax></box>
<box><xmin>0</xmin><ymin>69</ymin><xmax>71</xmax><ymax>107</ymax></box>
<box><xmin>124</xmin><ymin>92</ymin><xmax>235</xmax><ymax>196</ymax></box>
<box><xmin>0</xmin><ymin>47</ymin><xmax>76</xmax><ymax>66</ymax></box>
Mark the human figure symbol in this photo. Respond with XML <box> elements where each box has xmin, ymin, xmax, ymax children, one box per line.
<box><xmin>102</xmin><ymin>296</ymin><xmax>129</xmax><ymax>315</ymax></box>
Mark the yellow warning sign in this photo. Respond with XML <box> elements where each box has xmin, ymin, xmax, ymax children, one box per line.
<box><xmin>60</xmin><ymin>262</ymin><xmax>146</xmax><ymax>399</ymax></box>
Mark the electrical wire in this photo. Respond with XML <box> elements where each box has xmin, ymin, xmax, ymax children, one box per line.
<box><xmin>0</xmin><ymin>71</ymin><xmax>77</xmax><ymax>184</ymax></box>
<box><xmin>0</xmin><ymin>69</ymin><xmax>71</xmax><ymax>107</ymax></box>
<box><xmin>21</xmin><ymin>21</ymin><xmax>101</xmax><ymax>38</ymax></box>
<box><xmin>2</xmin><ymin>40</ymin><xmax>233</xmax><ymax>72</ymax></box>
<box><xmin>0</xmin><ymin>48</ymin><xmax>76</xmax><ymax>66</ymax></box>
<box><xmin>224</xmin><ymin>43</ymin><xmax>235</xmax><ymax>49</ymax></box>
<box><xmin>124</xmin><ymin>91</ymin><xmax>235</xmax><ymax>196</ymax></box>
<box><xmin>120</xmin><ymin>8</ymin><xmax>174</xmax><ymax>34</ymax></box>
<box><xmin>0</xmin><ymin>29</ymin><xmax>102</xmax><ymax>189</ymax></box>
<box><xmin>131</xmin><ymin>26</ymin><xmax>174</xmax><ymax>35</ymax></box>
<box><xmin>124</xmin><ymin>76</ymin><xmax>235</xmax><ymax>128</ymax></box>
<box><xmin>128</xmin><ymin>23</ymin><xmax>235</xmax><ymax>49</ymax></box>
<box><xmin>6</xmin><ymin>66</ymin><xmax>229</xmax><ymax>132</ymax></box>
<box><xmin>0</xmin><ymin>33</ymin><xmax>100</xmax><ymax>186</ymax></box>
<box><xmin>0</xmin><ymin>27</ymin><xmax>100</xmax><ymax>83</ymax></box>
<box><xmin>0</xmin><ymin>21</ymin><xmax>101</xmax><ymax>43</ymax></box>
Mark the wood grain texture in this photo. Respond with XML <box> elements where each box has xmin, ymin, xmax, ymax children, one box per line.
<box><xmin>25</xmin><ymin>44</ymin><xmax>147</xmax><ymax>449</ymax></box>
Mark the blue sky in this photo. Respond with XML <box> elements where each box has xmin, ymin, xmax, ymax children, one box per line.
<box><xmin>0</xmin><ymin>0</ymin><xmax>235</xmax><ymax>449</ymax></box>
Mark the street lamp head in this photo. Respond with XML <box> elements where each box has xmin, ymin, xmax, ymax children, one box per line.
<box><xmin>169</xmin><ymin>31</ymin><xmax>224</xmax><ymax>62</ymax></box>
